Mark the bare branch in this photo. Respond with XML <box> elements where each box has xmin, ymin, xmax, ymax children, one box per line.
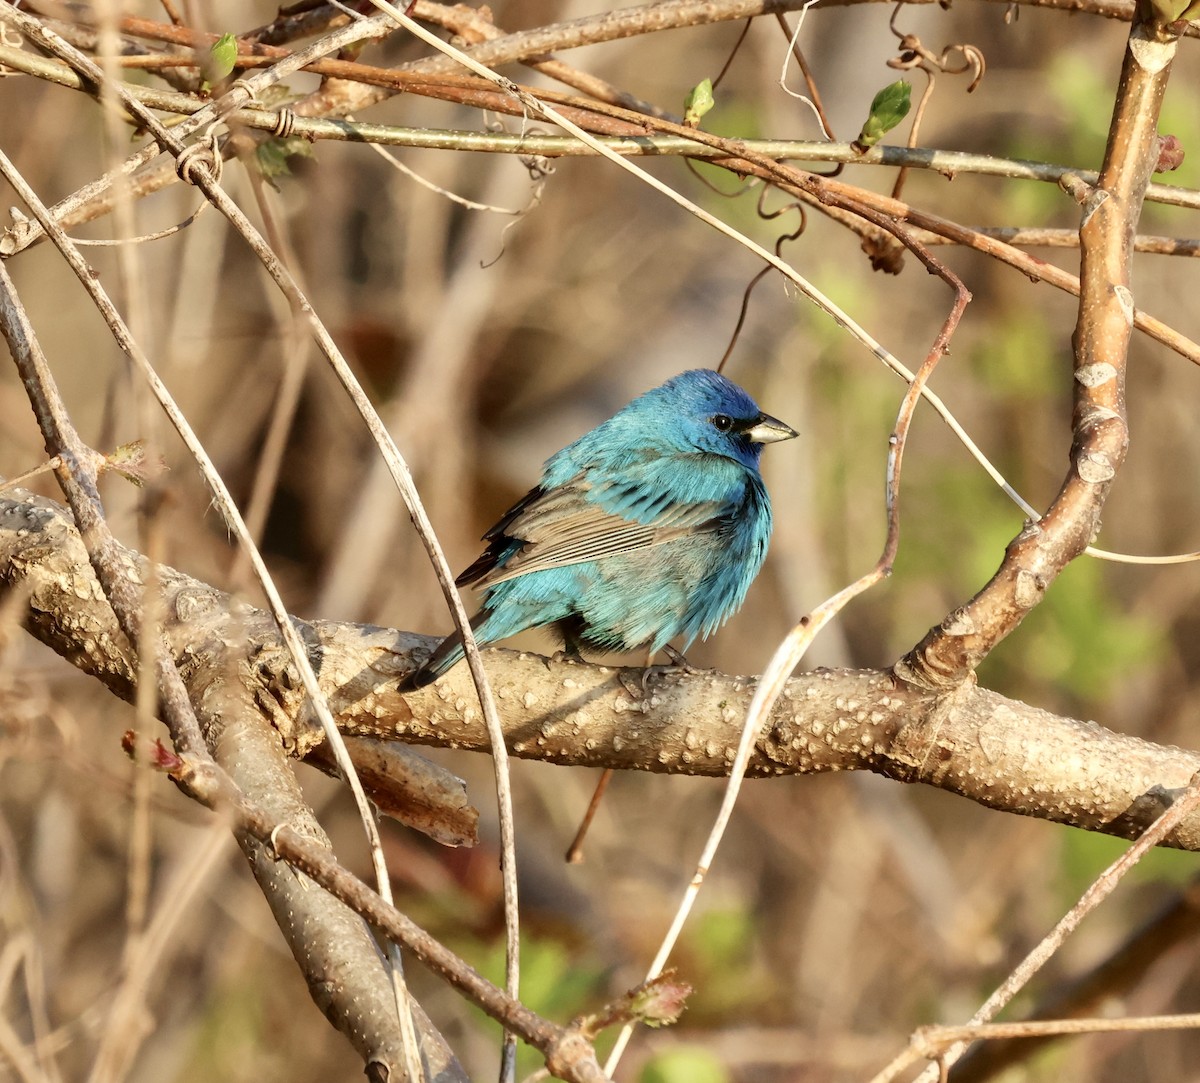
<box><xmin>5</xmin><ymin>491</ymin><xmax>1200</xmax><ymax>852</ymax></box>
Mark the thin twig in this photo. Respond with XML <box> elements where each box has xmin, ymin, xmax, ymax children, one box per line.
<box><xmin>949</xmin><ymin>880</ymin><xmax>1200</xmax><ymax>1080</ymax></box>
<box><xmin>873</xmin><ymin>773</ymin><xmax>1200</xmax><ymax>1083</ymax></box>
<box><xmin>181</xmin><ymin>759</ymin><xmax>609</xmax><ymax>1083</ymax></box>
<box><xmin>0</xmin><ymin>24</ymin><xmax>431</xmax><ymax>1083</ymax></box>
<box><xmin>3</xmin><ymin>42</ymin><xmax>1196</xmax><ymax>213</ymax></box>
<box><xmin>0</xmin><ymin>455</ymin><xmax>63</xmax><ymax>492</ymax></box>
<box><xmin>0</xmin><ymin>11</ymin><xmax>397</xmax><ymax>256</ymax></box>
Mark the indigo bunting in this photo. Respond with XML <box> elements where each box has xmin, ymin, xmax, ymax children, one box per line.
<box><xmin>406</xmin><ymin>369</ymin><xmax>797</xmax><ymax>687</ymax></box>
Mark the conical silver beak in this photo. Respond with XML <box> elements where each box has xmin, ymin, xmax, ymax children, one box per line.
<box><xmin>743</xmin><ymin>412</ymin><xmax>798</xmax><ymax>445</ymax></box>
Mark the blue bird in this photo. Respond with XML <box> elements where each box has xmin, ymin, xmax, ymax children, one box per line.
<box><xmin>406</xmin><ymin>369</ymin><xmax>797</xmax><ymax>688</ymax></box>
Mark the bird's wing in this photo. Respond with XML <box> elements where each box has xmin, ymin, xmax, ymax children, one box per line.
<box><xmin>458</xmin><ymin>478</ymin><xmax>728</xmax><ymax>590</ymax></box>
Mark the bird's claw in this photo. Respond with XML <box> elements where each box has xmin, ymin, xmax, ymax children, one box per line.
<box><xmin>617</xmin><ymin>669</ymin><xmax>647</xmax><ymax>700</ymax></box>
<box><xmin>616</xmin><ymin>646</ymin><xmax>710</xmax><ymax>699</ymax></box>
<box><xmin>656</xmin><ymin>644</ymin><xmax>712</xmax><ymax>679</ymax></box>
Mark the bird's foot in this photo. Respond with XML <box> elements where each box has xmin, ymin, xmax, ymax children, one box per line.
<box><xmin>653</xmin><ymin>643</ymin><xmax>713</xmax><ymax>678</ymax></box>
<box><xmin>617</xmin><ymin>645</ymin><xmax>710</xmax><ymax>699</ymax></box>
<box><xmin>551</xmin><ymin>646</ymin><xmax>588</xmax><ymax>665</ymax></box>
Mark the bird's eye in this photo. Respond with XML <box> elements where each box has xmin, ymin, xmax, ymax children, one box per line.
<box><xmin>712</xmin><ymin>414</ymin><xmax>734</xmax><ymax>432</ymax></box>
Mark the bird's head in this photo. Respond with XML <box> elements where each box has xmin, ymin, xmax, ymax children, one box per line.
<box><xmin>648</xmin><ymin>369</ymin><xmax>798</xmax><ymax>469</ymax></box>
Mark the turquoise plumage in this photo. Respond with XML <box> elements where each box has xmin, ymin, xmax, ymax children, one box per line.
<box><xmin>406</xmin><ymin>369</ymin><xmax>796</xmax><ymax>687</ymax></box>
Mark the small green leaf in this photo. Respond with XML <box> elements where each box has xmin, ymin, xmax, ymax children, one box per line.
<box><xmin>255</xmin><ymin>135</ymin><xmax>314</xmax><ymax>186</ymax></box>
<box><xmin>201</xmin><ymin>32</ymin><xmax>238</xmax><ymax>90</ymax></box>
<box><xmin>853</xmin><ymin>79</ymin><xmax>911</xmax><ymax>151</ymax></box>
<box><xmin>575</xmin><ymin>970</ymin><xmax>692</xmax><ymax>1037</ymax></box>
<box><xmin>1141</xmin><ymin>0</ymin><xmax>1196</xmax><ymax>21</ymax></box>
<box><xmin>683</xmin><ymin>78</ymin><xmax>715</xmax><ymax>128</ymax></box>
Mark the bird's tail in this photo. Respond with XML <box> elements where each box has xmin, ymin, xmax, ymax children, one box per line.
<box><xmin>404</xmin><ymin>635</ymin><xmax>465</xmax><ymax>689</ymax></box>
<box><xmin>403</xmin><ymin>611</ymin><xmax>488</xmax><ymax>689</ymax></box>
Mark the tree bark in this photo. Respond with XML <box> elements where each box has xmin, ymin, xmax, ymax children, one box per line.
<box><xmin>5</xmin><ymin>490</ymin><xmax>1199</xmax><ymax>852</ymax></box>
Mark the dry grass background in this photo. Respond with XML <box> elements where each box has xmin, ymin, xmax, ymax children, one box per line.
<box><xmin>2</xmin><ymin>1</ymin><xmax>1200</xmax><ymax>1081</ymax></box>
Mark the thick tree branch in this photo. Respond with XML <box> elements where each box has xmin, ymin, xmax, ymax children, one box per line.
<box><xmin>896</xmin><ymin>13</ymin><xmax>1179</xmax><ymax>688</ymax></box>
<box><xmin>4</xmin><ymin>491</ymin><xmax>1199</xmax><ymax>851</ymax></box>
<box><xmin>203</xmin><ymin>674</ymin><xmax>470</xmax><ymax>1083</ymax></box>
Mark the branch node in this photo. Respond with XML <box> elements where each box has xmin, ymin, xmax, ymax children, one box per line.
<box><xmin>1074</xmin><ymin>361</ymin><xmax>1118</xmax><ymax>388</ymax></box>
<box><xmin>1129</xmin><ymin>24</ymin><xmax>1176</xmax><ymax>72</ymax></box>
<box><xmin>1076</xmin><ymin>450</ymin><xmax>1117</xmax><ymax>484</ymax></box>
<box><xmin>1013</xmin><ymin>568</ymin><xmax>1047</xmax><ymax>610</ymax></box>
<box><xmin>1112</xmin><ymin>283</ymin><xmax>1135</xmax><ymax>324</ymax></box>
<box><xmin>1058</xmin><ymin>171</ymin><xmax>1097</xmax><ymax>207</ymax></box>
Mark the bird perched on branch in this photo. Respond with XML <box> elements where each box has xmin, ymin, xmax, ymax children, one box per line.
<box><xmin>405</xmin><ymin>368</ymin><xmax>797</xmax><ymax>688</ymax></box>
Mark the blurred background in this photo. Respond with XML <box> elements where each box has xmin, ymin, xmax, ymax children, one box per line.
<box><xmin>2</xmin><ymin>1</ymin><xmax>1200</xmax><ymax>1080</ymax></box>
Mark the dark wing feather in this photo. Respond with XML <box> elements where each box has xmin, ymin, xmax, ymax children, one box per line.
<box><xmin>454</xmin><ymin>485</ymin><xmax>546</xmax><ymax>587</ymax></box>
<box><xmin>459</xmin><ymin>477</ymin><xmax>727</xmax><ymax>590</ymax></box>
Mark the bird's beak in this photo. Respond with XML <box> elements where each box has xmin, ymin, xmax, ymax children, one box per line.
<box><xmin>742</xmin><ymin>412</ymin><xmax>798</xmax><ymax>444</ymax></box>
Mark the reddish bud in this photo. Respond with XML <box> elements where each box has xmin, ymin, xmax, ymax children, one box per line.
<box><xmin>1156</xmin><ymin>134</ymin><xmax>1185</xmax><ymax>174</ymax></box>
<box><xmin>122</xmin><ymin>731</ymin><xmax>184</xmax><ymax>772</ymax></box>
<box><xmin>628</xmin><ymin>972</ymin><xmax>692</xmax><ymax>1027</ymax></box>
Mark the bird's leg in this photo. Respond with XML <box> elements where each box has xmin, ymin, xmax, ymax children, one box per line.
<box><xmin>664</xmin><ymin>642</ymin><xmax>717</xmax><ymax>673</ymax></box>
<box><xmin>552</xmin><ymin>618</ymin><xmax>590</xmax><ymax>666</ymax></box>
<box><xmin>560</xmin><ymin>640</ymin><xmax>588</xmax><ymax>665</ymax></box>
<box><xmin>616</xmin><ymin>664</ymin><xmax>650</xmax><ymax>700</ymax></box>
<box><xmin>663</xmin><ymin>643</ymin><xmax>693</xmax><ymax>666</ymax></box>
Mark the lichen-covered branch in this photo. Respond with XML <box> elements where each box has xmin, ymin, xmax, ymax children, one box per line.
<box><xmin>5</xmin><ymin>491</ymin><xmax>1200</xmax><ymax>851</ymax></box>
